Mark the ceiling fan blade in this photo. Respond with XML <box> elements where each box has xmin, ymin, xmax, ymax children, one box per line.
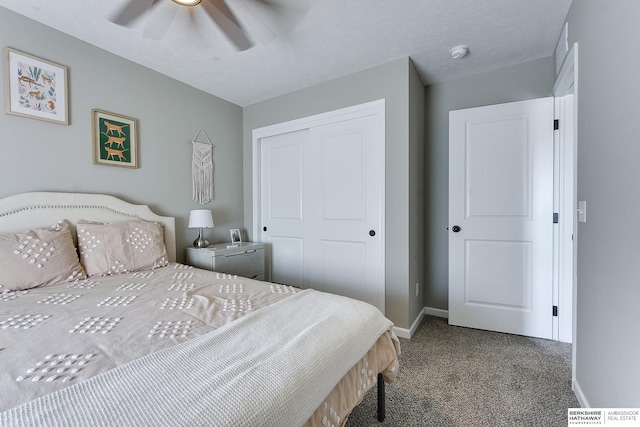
<box><xmin>245</xmin><ymin>0</ymin><xmax>283</xmax><ymax>11</ymax></box>
<box><xmin>202</xmin><ymin>0</ymin><xmax>254</xmax><ymax>51</ymax></box>
<box><xmin>231</xmin><ymin>0</ymin><xmax>309</xmax><ymax>44</ymax></box>
<box><xmin>110</xmin><ymin>0</ymin><xmax>161</xmax><ymax>26</ymax></box>
<box><xmin>143</xmin><ymin>5</ymin><xmax>179</xmax><ymax>40</ymax></box>
<box><xmin>188</xmin><ymin>6</ymin><xmax>197</xmax><ymax>23</ymax></box>
<box><xmin>245</xmin><ymin>0</ymin><xmax>308</xmax><ymax>24</ymax></box>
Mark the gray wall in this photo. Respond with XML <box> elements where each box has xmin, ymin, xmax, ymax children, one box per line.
<box><xmin>423</xmin><ymin>57</ymin><xmax>555</xmax><ymax>310</ymax></box>
<box><xmin>566</xmin><ymin>0</ymin><xmax>640</xmax><ymax>406</ymax></box>
<box><xmin>0</xmin><ymin>7</ymin><xmax>244</xmax><ymax>259</ymax></box>
<box><xmin>408</xmin><ymin>62</ymin><xmax>425</xmax><ymax>326</ymax></box>
<box><xmin>243</xmin><ymin>58</ymin><xmax>423</xmax><ymax>329</ymax></box>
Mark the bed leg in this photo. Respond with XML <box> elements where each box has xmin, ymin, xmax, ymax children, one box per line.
<box><xmin>377</xmin><ymin>373</ymin><xmax>385</xmax><ymax>422</ymax></box>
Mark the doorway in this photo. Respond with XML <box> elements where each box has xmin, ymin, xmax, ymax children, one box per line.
<box><xmin>448</xmin><ymin>45</ymin><xmax>578</xmax><ymax>342</ymax></box>
<box><xmin>448</xmin><ymin>97</ymin><xmax>555</xmax><ymax>339</ymax></box>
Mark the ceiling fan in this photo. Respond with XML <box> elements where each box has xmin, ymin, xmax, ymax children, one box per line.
<box><xmin>109</xmin><ymin>0</ymin><xmax>304</xmax><ymax>51</ymax></box>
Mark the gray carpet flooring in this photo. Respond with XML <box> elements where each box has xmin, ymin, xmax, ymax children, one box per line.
<box><xmin>345</xmin><ymin>316</ymin><xmax>579</xmax><ymax>426</ymax></box>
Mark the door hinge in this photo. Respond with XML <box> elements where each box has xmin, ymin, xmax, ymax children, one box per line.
<box><xmin>554</xmin><ymin>119</ymin><xmax>559</xmax><ymax>130</ymax></box>
<box><xmin>553</xmin><ymin>306</ymin><xmax>558</xmax><ymax>317</ymax></box>
<box><xmin>553</xmin><ymin>213</ymin><xmax>559</xmax><ymax>223</ymax></box>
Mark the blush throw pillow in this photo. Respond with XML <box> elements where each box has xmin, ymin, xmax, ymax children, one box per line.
<box><xmin>76</xmin><ymin>219</ymin><xmax>168</xmax><ymax>276</ymax></box>
<box><xmin>0</xmin><ymin>221</ymin><xmax>86</xmax><ymax>291</ymax></box>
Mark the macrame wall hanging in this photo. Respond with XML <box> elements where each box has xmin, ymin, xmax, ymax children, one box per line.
<box><xmin>189</xmin><ymin>129</ymin><xmax>215</xmax><ymax>205</ymax></box>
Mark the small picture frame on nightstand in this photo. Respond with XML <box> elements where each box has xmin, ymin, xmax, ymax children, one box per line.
<box><xmin>230</xmin><ymin>229</ymin><xmax>242</xmax><ymax>244</ymax></box>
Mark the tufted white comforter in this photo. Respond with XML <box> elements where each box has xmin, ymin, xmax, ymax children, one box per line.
<box><xmin>0</xmin><ymin>263</ymin><xmax>397</xmax><ymax>426</ymax></box>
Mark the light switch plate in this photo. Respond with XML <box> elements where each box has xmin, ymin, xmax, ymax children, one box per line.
<box><xmin>578</xmin><ymin>200</ymin><xmax>587</xmax><ymax>223</ymax></box>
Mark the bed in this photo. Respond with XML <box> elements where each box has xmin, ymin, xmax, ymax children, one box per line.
<box><xmin>0</xmin><ymin>192</ymin><xmax>400</xmax><ymax>426</ymax></box>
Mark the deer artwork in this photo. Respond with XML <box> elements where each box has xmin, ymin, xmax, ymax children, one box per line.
<box><xmin>104</xmin><ymin>147</ymin><xmax>129</xmax><ymax>161</ymax></box>
<box><xmin>103</xmin><ymin>121</ymin><xmax>128</xmax><ymax>137</ymax></box>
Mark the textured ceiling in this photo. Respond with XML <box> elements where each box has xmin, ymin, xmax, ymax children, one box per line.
<box><xmin>0</xmin><ymin>0</ymin><xmax>573</xmax><ymax>107</ymax></box>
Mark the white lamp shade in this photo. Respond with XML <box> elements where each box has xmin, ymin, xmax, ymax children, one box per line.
<box><xmin>188</xmin><ymin>209</ymin><xmax>214</xmax><ymax>228</ymax></box>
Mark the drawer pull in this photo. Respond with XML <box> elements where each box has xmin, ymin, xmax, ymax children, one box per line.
<box><xmin>224</xmin><ymin>251</ymin><xmax>257</xmax><ymax>258</ymax></box>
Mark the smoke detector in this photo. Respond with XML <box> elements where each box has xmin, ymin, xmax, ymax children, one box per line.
<box><xmin>450</xmin><ymin>45</ymin><xmax>469</xmax><ymax>59</ymax></box>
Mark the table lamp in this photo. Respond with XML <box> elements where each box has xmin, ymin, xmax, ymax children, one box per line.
<box><xmin>188</xmin><ymin>209</ymin><xmax>214</xmax><ymax>248</ymax></box>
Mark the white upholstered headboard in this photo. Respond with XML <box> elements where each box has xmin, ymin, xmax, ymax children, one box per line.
<box><xmin>0</xmin><ymin>192</ymin><xmax>176</xmax><ymax>262</ymax></box>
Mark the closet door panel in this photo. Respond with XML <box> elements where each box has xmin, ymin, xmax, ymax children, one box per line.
<box><xmin>257</xmin><ymin>101</ymin><xmax>385</xmax><ymax>313</ymax></box>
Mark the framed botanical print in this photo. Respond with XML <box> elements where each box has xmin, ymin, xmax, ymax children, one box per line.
<box><xmin>92</xmin><ymin>109</ymin><xmax>138</xmax><ymax>168</ymax></box>
<box><xmin>4</xmin><ymin>47</ymin><xmax>69</xmax><ymax>125</ymax></box>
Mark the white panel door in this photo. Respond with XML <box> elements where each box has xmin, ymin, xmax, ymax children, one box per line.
<box><xmin>260</xmin><ymin>129</ymin><xmax>308</xmax><ymax>287</ymax></box>
<box><xmin>258</xmin><ymin>103</ymin><xmax>385</xmax><ymax>313</ymax></box>
<box><xmin>305</xmin><ymin>115</ymin><xmax>384</xmax><ymax>309</ymax></box>
<box><xmin>449</xmin><ymin>98</ymin><xmax>554</xmax><ymax>339</ymax></box>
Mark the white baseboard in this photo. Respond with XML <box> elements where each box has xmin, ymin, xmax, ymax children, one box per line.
<box><xmin>572</xmin><ymin>378</ymin><xmax>589</xmax><ymax>408</ymax></box>
<box><xmin>393</xmin><ymin>306</ymin><xmax>449</xmax><ymax>339</ymax></box>
<box><xmin>392</xmin><ymin>327</ymin><xmax>411</xmax><ymax>339</ymax></box>
<box><xmin>393</xmin><ymin>308</ymin><xmax>426</xmax><ymax>339</ymax></box>
<box><xmin>424</xmin><ymin>306</ymin><xmax>449</xmax><ymax>319</ymax></box>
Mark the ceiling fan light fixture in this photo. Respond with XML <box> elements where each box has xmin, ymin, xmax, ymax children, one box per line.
<box><xmin>172</xmin><ymin>0</ymin><xmax>203</xmax><ymax>6</ymax></box>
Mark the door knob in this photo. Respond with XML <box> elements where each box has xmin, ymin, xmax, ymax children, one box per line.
<box><xmin>369</xmin><ymin>230</ymin><xmax>376</xmax><ymax>237</ymax></box>
<box><xmin>263</xmin><ymin>226</ymin><xmax>267</xmax><ymax>232</ymax></box>
<box><xmin>452</xmin><ymin>225</ymin><xmax>461</xmax><ymax>233</ymax></box>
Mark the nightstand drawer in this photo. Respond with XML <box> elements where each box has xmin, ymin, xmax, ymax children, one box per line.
<box><xmin>186</xmin><ymin>243</ymin><xmax>265</xmax><ymax>280</ymax></box>
<box><xmin>214</xmin><ymin>249</ymin><xmax>263</xmax><ymax>279</ymax></box>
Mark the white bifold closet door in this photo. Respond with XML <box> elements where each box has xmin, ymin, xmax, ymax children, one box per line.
<box><xmin>258</xmin><ymin>107</ymin><xmax>385</xmax><ymax>313</ymax></box>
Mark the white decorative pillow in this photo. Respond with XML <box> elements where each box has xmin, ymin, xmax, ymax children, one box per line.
<box><xmin>76</xmin><ymin>219</ymin><xmax>168</xmax><ymax>276</ymax></box>
<box><xmin>0</xmin><ymin>221</ymin><xmax>86</xmax><ymax>291</ymax></box>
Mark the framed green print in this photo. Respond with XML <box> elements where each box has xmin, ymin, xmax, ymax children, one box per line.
<box><xmin>4</xmin><ymin>47</ymin><xmax>69</xmax><ymax>125</ymax></box>
<box><xmin>92</xmin><ymin>109</ymin><xmax>138</xmax><ymax>168</ymax></box>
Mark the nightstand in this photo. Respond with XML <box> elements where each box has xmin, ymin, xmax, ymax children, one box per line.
<box><xmin>185</xmin><ymin>242</ymin><xmax>265</xmax><ymax>280</ymax></box>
